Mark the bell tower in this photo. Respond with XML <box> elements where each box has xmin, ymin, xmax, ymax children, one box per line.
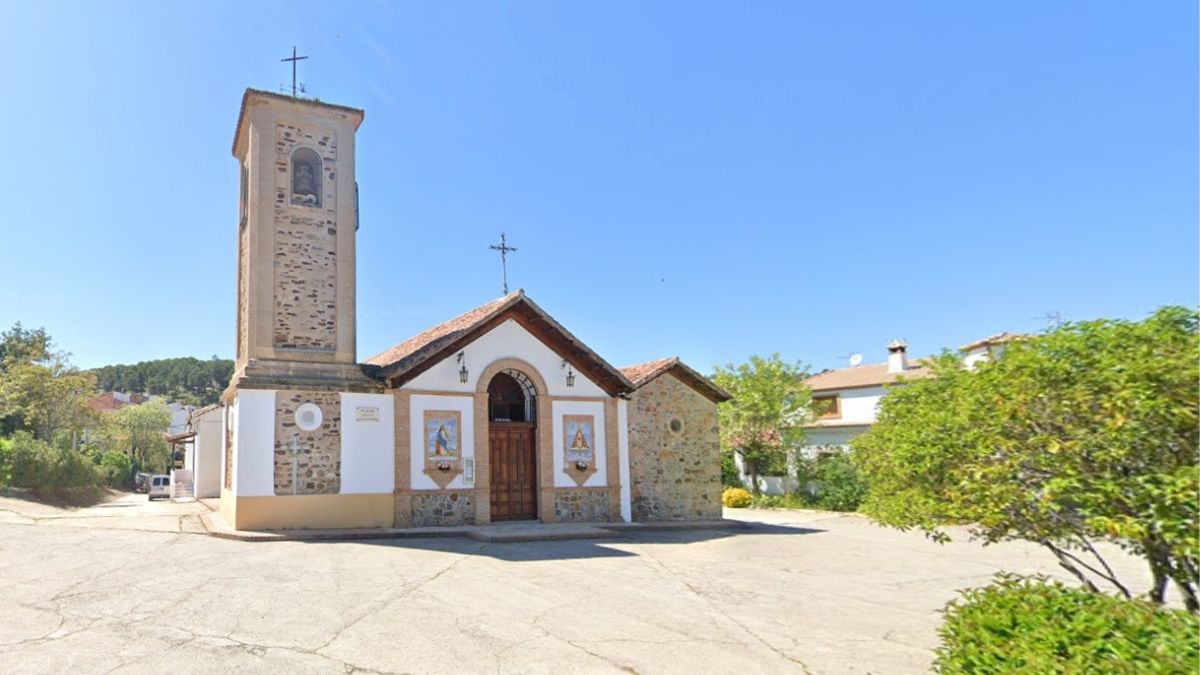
<box><xmin>227</xmin><ymin>89</ymin><xmax>380</xmax><ymax>393</ymax></box>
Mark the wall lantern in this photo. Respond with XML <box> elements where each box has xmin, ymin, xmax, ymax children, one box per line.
<box><xmin>457</xmin><ymin>351</ymin><xmax>469</xmax><ymax>384</ymax></box>
<box><xmin>562</xmin><ymin>359</ymin><xmax>576</xmax><ymax>387</ymax></box>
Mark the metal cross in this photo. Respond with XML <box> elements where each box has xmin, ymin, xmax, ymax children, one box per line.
<box><xmin>281</xmin><ymin>46</ymin><xmax>308</xmax><ymax>97</ymax></box>
<box><xmin>489</xmin><ymin>233</ymin><xmax>518</xmax><ymax>295</ymax></box>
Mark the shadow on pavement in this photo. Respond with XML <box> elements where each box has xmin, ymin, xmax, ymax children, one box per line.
<box><xmin>299</xmin><ymin>521</ymin><xmax>826</xmax><ymax>562</ymax></box>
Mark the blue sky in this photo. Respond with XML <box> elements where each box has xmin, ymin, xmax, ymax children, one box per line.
<box><xmin>1</xmin><ymin>2</ymin><xmax>1195</xmax><ymax>374</ymax></box>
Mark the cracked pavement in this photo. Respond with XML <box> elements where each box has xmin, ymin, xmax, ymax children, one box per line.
<box><xmin>0</xmin><ymin>494</ymin><xmax>1152</xmax><ymax>674</ymax></box>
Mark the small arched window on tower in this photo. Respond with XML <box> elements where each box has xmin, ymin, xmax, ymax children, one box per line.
<box><xmin>290</xmin><ymin>147</ymin><xmax>322</xmax><ymax>207</ymax></box>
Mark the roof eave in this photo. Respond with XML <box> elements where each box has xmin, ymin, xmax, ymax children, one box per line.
<box><xmin>232</xmin><ymin>88</ymin><xmax>366</xmax><ymax>158</ymax></box>
<box><xmin>373</xmin><ymin>293</ymin><xmax>634</xmax><ymax>398</ymax></box>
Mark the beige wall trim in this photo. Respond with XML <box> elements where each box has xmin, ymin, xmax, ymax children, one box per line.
<box><xmin>230</xmin><ymin>493</ymin><xmax>393</xmax><ymax>530</ymax></box>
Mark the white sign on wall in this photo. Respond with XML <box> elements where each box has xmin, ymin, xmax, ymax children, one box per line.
<box><xmin>355</xmin><ymin>406</ymin><xmax>380</xmax><ymax>422</ymax></box>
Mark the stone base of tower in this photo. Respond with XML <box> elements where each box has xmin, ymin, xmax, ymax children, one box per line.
<box><xmin>218</xmin><ymin>381</ymin><xmax>395</xmax><ymax>531</ymax></box>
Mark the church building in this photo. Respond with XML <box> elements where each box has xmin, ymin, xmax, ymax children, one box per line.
<box><xmin>218</xmin><ymin>89</ymin><xmax>729</xmax><ymax>531</ymax></box>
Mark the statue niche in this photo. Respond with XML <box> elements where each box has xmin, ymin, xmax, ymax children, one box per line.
<box><xmin>290</xmin><ymin>147</ymin><xmax>322</xmax><ymax>207</ymax></box>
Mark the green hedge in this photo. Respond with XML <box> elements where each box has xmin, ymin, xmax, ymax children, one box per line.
<box><xmin>1</xmin><ymin>432</ymin><xmax>101</xmax><ymax>490</ymax></box>
<box><xmin>936</xmin><ymin>575</ymin><xmax>1199</xmax><ymax>674</ymax></box>
<box><xmin>795</xmin><ymin>453</ymin><xmax>868</xmax><ymax>511</ymax></box>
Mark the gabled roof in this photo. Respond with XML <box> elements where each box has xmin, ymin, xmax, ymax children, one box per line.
<box><xmin>363</xmin><ymin>290</ymin><xmax>634</xmax><ymax>397</ymax></box>
<box><xmin>619</xmin><ymin>357</ymin><xmax>732</xmax><ymax>404</ymax></box>
<box><xmin>959</xmin><ymin>332</ymin><xmax>1024</xmax><ymax>352</ymax></box>
<box><xmin>804</xmin><ymin>360</ymin><xmax>933</xmax><ymax>393</ymax></box>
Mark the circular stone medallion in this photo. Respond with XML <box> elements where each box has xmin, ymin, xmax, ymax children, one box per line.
<box><xmin>295</xmin><ymin>402</ymin><xmax>323</xmax><ymax>431</ymax></box>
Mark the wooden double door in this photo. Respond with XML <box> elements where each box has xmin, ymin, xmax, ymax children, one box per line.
<box><xmin>488</xmin><ymin>422</ymin><xmax>538</xmax><ymax>521</ymax></box>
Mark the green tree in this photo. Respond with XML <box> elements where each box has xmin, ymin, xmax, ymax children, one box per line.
<box><xmin>0</xmin><ymin>350</ymin><xmax>97</xmax><ymax>444</ymax></box>
<box><xmin>0</xmin><ymin>322</ymin><xmax>54</xmax><ymax>435</ymax></box>
<box><xmin>90</xmin><ymin>356</ymin><xmax>233</xmax><ymax>405</ymax></box>
<box><xmin>712</xmin><ymin>354</ymin><xmax>810</xmax><ymax>494</ymax></box>
<box><xmin>93</xmin><ymin>402</ymin><xmax>173</xmax><ymax>472</ymax></box>
<box><xmin>853</xmin><ymin>307</ymin><xmax>1199</xmax><ymax>611</ymax></box>
<box><xmin>0</xmin><ymin>323</ymin><xmax>51</xmax><ymax>365</ymax></box>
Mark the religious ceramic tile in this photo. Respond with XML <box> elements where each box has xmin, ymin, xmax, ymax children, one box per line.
<box><xmin>563</xmin><ymin>414</ymin><xmax>598</xmax><ymax>486</ymax></box>
<box><xmin>423</xmin><ymin>410</ymin><xmax>463</xmax><ymax>489</ymax></box>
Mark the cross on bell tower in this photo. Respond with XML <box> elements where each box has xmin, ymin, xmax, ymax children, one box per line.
<box><xmin>281</xmin><ymin>46</ymin><xmax>308</xmax><ymax>97</ymax></box>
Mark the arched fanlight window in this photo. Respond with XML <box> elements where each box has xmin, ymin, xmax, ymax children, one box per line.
<box><xmin>487</xmin><ymin>370</ymin><xmax>538</xmax><ymax>423</ymax></box>
<box><xmin>290</xmin><ymin>147</ymin><xmax>322</xmax><ymax>207</ymax></box>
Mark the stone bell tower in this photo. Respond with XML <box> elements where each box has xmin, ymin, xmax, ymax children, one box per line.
<box><xmin>227</xmin><ymin>89</ymin><xmax>380</xmax><ymax>393</ymax></box>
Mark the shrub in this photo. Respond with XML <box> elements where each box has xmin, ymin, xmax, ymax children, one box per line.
<box><xmin>936</xmin><ymin>575</ymin><xmax>1200</xmax><ymax>674</ymax></box>
<box><xmin>0</xmin><ymin>436</ymin><xmax>12</xmax><ymax>487</ymax></box>
<box><xmin>5</xmin><ymin>431</ymin><xmax>100</xmax><ymax>491</ymax></box>
<box><xmin>97</xmin><ymin>450</ymin><xmax>132</xmax><ymax>488</ymax></box>
<box><xmin>722</xmin><ymin>487</ymin><xmax>753</xmax><ymax>508</ymax></box>
<box><xmin>720</xmin><ymin>452</ymin><xmax>744</xmax><ymax>488</ymax></box>
<box><xmin>795</xmin><ymin>453</ymin><xmax>868</xmax><ymax>511</ymax></box>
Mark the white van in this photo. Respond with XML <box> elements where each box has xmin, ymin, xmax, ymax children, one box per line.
<box><xmin>148</xmin><ymin>475</ymin><xmax>171</xmax><ymax>501</ymax></box>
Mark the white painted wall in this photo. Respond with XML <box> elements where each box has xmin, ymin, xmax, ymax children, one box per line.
<box><xmin>409</xmin><ymin>394</ymin><xmax>475</xmax><ymax>491</ymax></box>
<box><xmin>551</xmin><ymin>400</ymin><xmax>607</xmax><ymax>488</ymax></box>
<box><xmin>193</xmin><ymin>406</ymin><xmax>223</xmax><ymax>498</ymax></box>
<box><xmin>616</xmin><ymin>399</ymin><xmax>631</xmax><ymax>522</ymax></box>
<box><xmin>798</xmin><ymin>425</ymin><xmax>870</xmax><ymax>459</ymax></box>
<box><xmin>340</xmin><ymin>393</ymin><xmax>396</xmax><ymax>494</ymax></box>
<box><xmin>834</xmin><ymin>386</ymin><xmax>887</xmax><ymax>425</ymax></box>
<box><xmin>220</xmin><ymin>404</ymin><xmax>232</xmax><ymax>493</ymax></box>
<box><xmin>231</xmin><ymin>390</ymin><xmax>277</xmax><ymax>497</ymax></box>
<box><xmin>403</xmin><ymin>319</ymin><xmax>607</xmax><ymax>398</ymax></box>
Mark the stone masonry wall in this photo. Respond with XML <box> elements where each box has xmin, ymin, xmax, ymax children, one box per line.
<box><xmin>272</xmin><ymin>123</ymin><xmax>338</xmax><ymax>351</ymax></box>
<box><xmin>411</xmin><ymin>492</ymin><xmax>475</xmax><ymax>527</ymax></box>
<box><xmin>554</xmin><ymin>488</ymin><xmax>611</xmax><ymax>522</ymax></box>
<box><xmin>627</xmin><ymin>373</ymin><xmax>722</xmax><ymax>521</ymax></box>
<box><xmin>273</xmin><ymin>391</ymin><xmax>341</xmax><ymax>495</ymax></box>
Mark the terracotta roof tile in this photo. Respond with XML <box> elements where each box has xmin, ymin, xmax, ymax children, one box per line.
<box><xmin>363</xmin><ymin>292</ymin><xmax>517</xmax><ymax>370</ymax></box>
<box><xmin>804</xmin><ymin>360</ymin><xmax>933</xmax><ymax>392</ymax></box>
<box><xmin>619</xmin><ymin>357</ymin><xmax>732</xmax><ymax>403</ymax></box>
<box><xmin>364</xmin><ymin>290</ymin><xmax>634</xmax><ymax>397</ymax></box>
<box><xmin>619</xmin><ymin>357</ymin><xmax>678</xmax><ymax>387</ymax></box>
<box><xmin>959</xmin><ymin>332</ymin><xmax>1025</xmax><ymax>351</ymax></box>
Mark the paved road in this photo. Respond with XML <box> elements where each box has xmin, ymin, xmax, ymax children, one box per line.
<box><xmin>0</xmin><ymin>494</ymin><xmax>1152</xmax><ymax>674</ymax></box>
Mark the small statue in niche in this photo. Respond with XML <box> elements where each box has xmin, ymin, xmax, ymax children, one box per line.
<box><xmin>290</xmin><ymin>149</ymin><xmax>322</xmax><ymax>206</ymax></box>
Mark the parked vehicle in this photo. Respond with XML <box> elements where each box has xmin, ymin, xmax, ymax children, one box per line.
<box><xmin>134</xmin><ymin>472</ymin><xmax>152</xmax><ymax>493</ymax></box>
<box><xmin>147</xmin><ymin>475</ymin><xmax>171</xmax><ymax>501</ymax></box>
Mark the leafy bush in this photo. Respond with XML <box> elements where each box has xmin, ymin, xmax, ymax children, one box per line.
<box><xmin>936</xmin><ymin>575</ymin><xmax>1200</xmax><ymax>674</ymax></box>
<box><xmin>720</xmin><ymin>452</ymin><xmax>744</xmax><ymax>488</ymax></box>
<box><xmin>722</xmin><ymin>487</ymin><xmax>753</xmax><ymax>508</ymax></box>
<box><xmin>795</xmin><ymin>453</ymin><xmax>868</xmax><ymax>511</ymax></box>
<box><xmin>854</xmin><ymin>308</ymin><xmax>1199</xmax><ymax>608</ymax></box>
<box><xmin>5</xmin><ymin>432</ymin><xmax>100</xmax><ymax>490</ymax></box>
<box><xmin>0</xmin><ymin>436</ymin><xmax>12</xmax><ymax>487</ymax></box>
<box><xmin>97</xmin><ymin>450</ymin><xmax>132</xmax><ymax>488</ymax></box>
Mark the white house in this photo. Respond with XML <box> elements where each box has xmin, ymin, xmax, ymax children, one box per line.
<box><xmin>798</xmin><ymin>340</ymin><xmax>931</xmax><ymax>460</ymax></box>
<box><xmin>797</xmin><ymin>333</ymin><xmax>1022</xmax><ymax>460</ymax></box>
<box><xmin>187</xmin><ymin>404</ymin><xmax>223</xmax><ymax>499</ymax></box>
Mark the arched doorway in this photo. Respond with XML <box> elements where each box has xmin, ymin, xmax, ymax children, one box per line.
<box><xmin>487</xmin><ymin>371</ymin><xmax>538</xmax><ymax>521</ymax></box>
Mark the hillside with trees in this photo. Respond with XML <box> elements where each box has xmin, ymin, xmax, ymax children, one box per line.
<box><xmin>0</xmin><ymin>322</ymin><xmax>219</xmax><ymax>490</ymax></box>
<box><xmin>90</xmin><ymin>356</ymin><xmax>233</xmax><ymax>406</ymax></box>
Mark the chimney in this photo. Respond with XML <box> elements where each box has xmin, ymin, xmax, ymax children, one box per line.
<box><xmin>887</xmin><ymin>339</ymin><xmax>908</xmax><ymax>373</ymax></box>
